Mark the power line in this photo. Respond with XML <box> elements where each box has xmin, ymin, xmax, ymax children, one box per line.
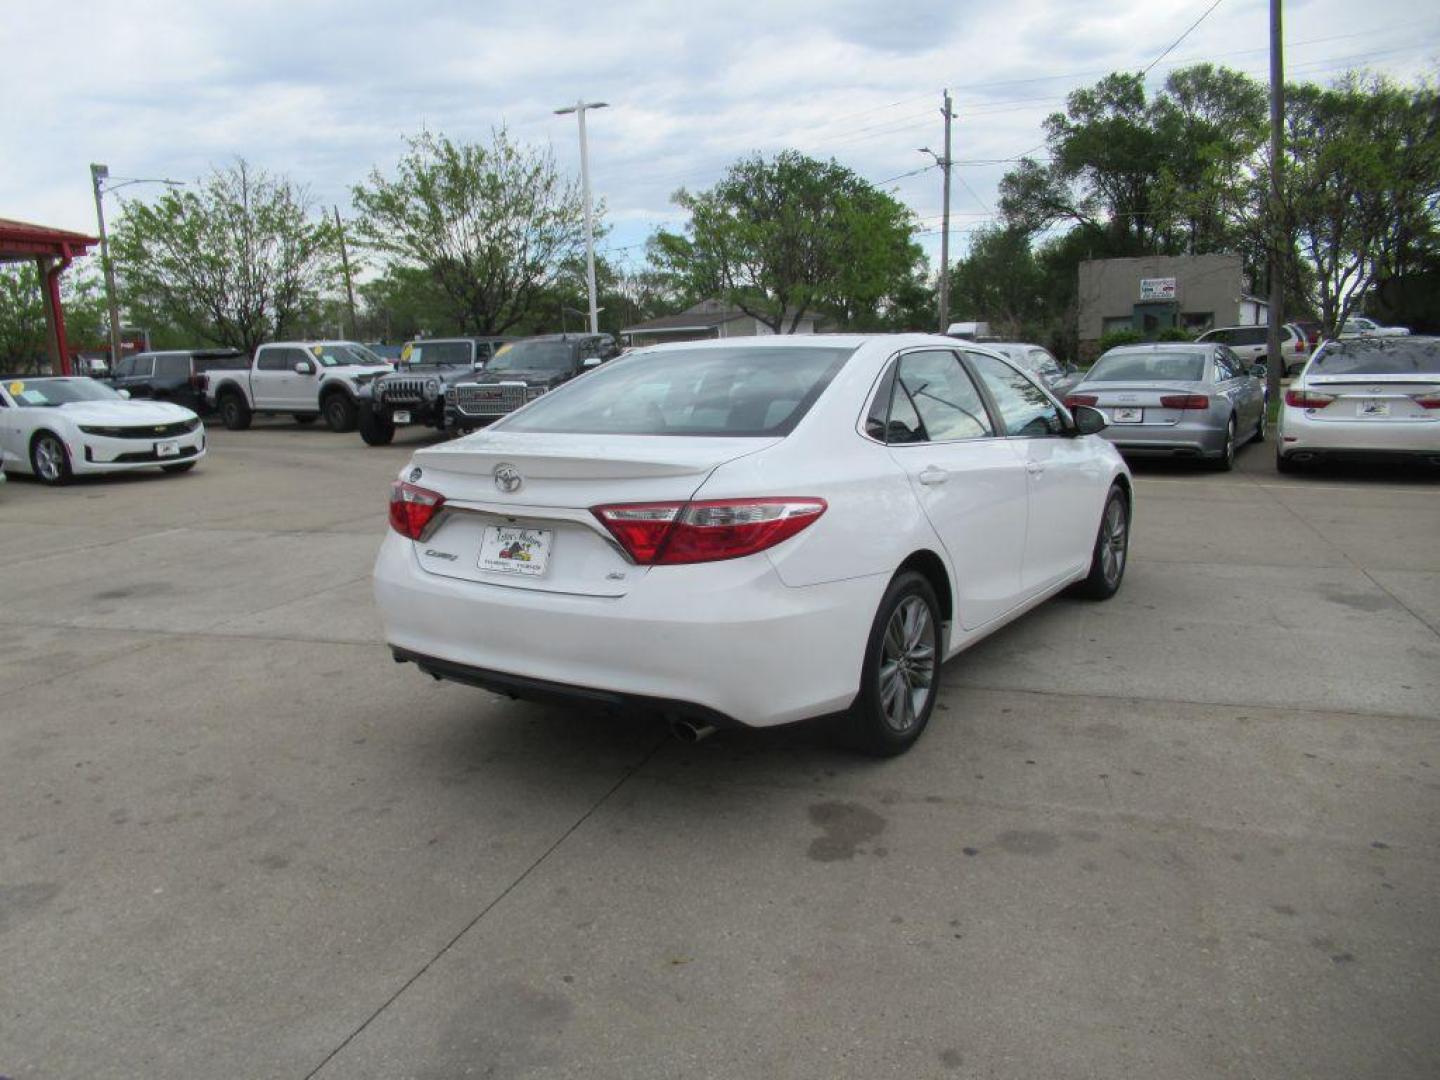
<box><xmin>1143</xmin><ymin>0</ymin><xmax>1227</xmax><ymax>75</ymax></box>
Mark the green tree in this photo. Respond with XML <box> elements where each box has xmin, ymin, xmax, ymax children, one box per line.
<box><xmin>1279</xmin><ymin>75</ymin><xmax>1440</xmax><ymax>334</ymax></box>
<box><xmin>352</xmin><ymin>130</ymin><xmax>588</xmax><ymax>336</ymax></box>
<box><xmin>652</xmin><ymin>151</ymin><xmax>922</xmax><ymax>332</ymax></box>
<box><xmin>948</xmin><ymin>224</ymin><xmax>1046</xmax><ymax>340</ymax></box>
<box><xmin>0</xmin><ymin>263</ymin><xmax>110</xmax><ymax>369</ymax></box>
<box><xmin>111</xmin><ymin>160</ymin><xmax>338</xmax><ymax>354</ymax></box>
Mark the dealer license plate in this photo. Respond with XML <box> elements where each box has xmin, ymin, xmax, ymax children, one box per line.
<box><xmin>478</xmin><ymin>525</ymin><xmax>552</xmax><ymax>577</ymax></box>
<box><xmin>1357</xmin><ymin>400</ymin><xmax>1390</xmax><ymax>417</ymax></box>
<box><xmin>1111</xmin><ymin>406</ymin><xmax>1143</xmax><ymax>424</ymax></box>
<box><xmin>392</xmin><ymin>410</ymin><xmax>412</xmax><ymax>424</ymax></box>
<box><xmin>156</xmin><ymin>440</ymin><xmax>180</xmax><ymax>458</ymax></box>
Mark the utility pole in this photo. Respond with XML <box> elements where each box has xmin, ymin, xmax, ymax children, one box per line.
<box><xmin>334</xmin><ymin>206</ymin><xmax>357</xmax><ymax>339</ymax></box>
<box><xmin>555</xmin><ymin>99</ymin><xmax>609</xmax><ymax>335</ymax></box>
<box><xmin>920</xmin><ymin>91</ymin><xmax>956</xmax><ymax>333</ymax></box>
<box><xmin>1265</xmin><ymin>0</ymin><xmax>1285</xmax><ymax>415</ymax></box>
<box><xmin>90</xmin><ymin>164</ymin><xmax>123</xmax><ymax>373</ymax></box>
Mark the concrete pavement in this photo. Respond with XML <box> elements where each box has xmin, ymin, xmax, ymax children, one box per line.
<box><xmin>1</xmin><ymin>419</ymin><xmax>1437</xmax><ymax>1079</ymax></box>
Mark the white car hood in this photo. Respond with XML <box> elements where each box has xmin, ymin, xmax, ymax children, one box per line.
<box><xmin>54</xmin><ymin>400</ymin><xmax>198</xmax><ymax>425</ymax></box>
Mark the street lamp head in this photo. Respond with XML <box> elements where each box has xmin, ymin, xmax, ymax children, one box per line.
<box><xmin>554</xmin><ymin>101</ymin><xmax>610</xmax><ymax>115</ymax></box>
<box><xmin>91</xmin><ymin>163</ymin><xmax>110</xmax><ymax>179</ymax></box>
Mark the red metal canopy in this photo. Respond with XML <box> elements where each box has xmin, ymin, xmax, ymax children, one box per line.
<box><xmin>1</xmin><ymin>217</ymin><xmax>99</xmax><ymax>375</ymax></box>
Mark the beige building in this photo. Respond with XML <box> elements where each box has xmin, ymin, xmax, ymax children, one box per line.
<box><xmin>1077</xmin><ymin>254</ymin><xmax>1268</xmax><ymax>352</ymax></box>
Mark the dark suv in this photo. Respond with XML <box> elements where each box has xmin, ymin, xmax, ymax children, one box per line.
<box><xmin>445</xmin><ymin>334</ymin><xmax>619</xmax><ymax>432</ymax></box>
<box><xmin>109</xmin><ymin>349</ymin><xmax>248</xmax><ymax>412</ymax></box>
<box><xmin>357</xmin><ymin>337</ymin><xmax>514</xmax><ymax>445</ymax></box>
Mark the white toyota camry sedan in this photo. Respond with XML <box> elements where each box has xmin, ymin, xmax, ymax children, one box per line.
<box><xmin>373</xmin><ymin>336</ymin><xmax>1132</xmax><ymax>755</ymax></box>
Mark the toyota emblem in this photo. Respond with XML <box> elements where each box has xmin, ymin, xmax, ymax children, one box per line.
<box><xmin>494</xmin><ymin>463</ymin><xmax>522</xmax><ymax>493</ymax></box>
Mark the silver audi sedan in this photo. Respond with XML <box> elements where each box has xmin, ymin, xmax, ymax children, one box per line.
<box><xmin>1065</xmin><ymin>343</ymin><xmax>1268</xmax><ymax>470</ymax></box>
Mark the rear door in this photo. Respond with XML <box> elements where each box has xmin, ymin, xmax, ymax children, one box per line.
<box><xmin>253</xmin><ymin>347</ymin><xmax>313</xmax><ymax>409</ymax></box>
<box><xmin>966</xmin><ymin>350</ymin><xmax>1102</xmax><ymax>595</ymax></box>
<box><xmin>877</xmin><ymin>349</ymin><xmax>1028</xmax><ymax>629</ymax></box>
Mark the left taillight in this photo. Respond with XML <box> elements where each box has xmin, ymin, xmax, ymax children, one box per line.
<box><xmin>593</xmin><ymin>498</ymin><xmax>827</xmax><ymax>566</ymax></box>
<box><xmin>389</xmin><ymin>480</ymin><xmax>445</xmax><ymax>539</ymax></box>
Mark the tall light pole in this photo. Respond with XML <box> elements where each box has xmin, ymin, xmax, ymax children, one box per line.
<box><xmin>89</xmin><ymin>166</ymin><xmax>184</xmax><ymax>368</ymax></box>
<box><xmin>554</xmin><ymin>100</ymin><xmax>608</xmax><ymax>335</ymax></box>
<box><xmin>919</xmin><ymin>90</ymin><xmax>956</xmax><ymax>333</ymax></box>
<box><xmin>1265</xmin><ymin>0</ymin><xmax>1286</xmax><ymax>415</ymax></box>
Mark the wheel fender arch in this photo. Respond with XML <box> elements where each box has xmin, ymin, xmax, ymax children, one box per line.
<box><xmin>894</xmin><ymin>548</ymin><xmax>956</xmax><ymax>643</ymax></box>
<box><xmin>28</xmin><ymin>427</ymin><xmax>70</xmax><ymax>470</ymax></box>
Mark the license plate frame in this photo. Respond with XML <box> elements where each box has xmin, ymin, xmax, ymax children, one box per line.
<box><xmin>478</xmin><ymin>525</ymin><xmax>552</xmax><ymax>577</ymax></box>
<box><xmin>156</xmin><ymin>439</ymin><xmax>180</xmax><ymax>458</ymax></box>
<box><xmin>392</xmin><ymin>409</ymin><xmax>412</xmax><ymax>424</ymax></box>
<box><xmin>1357</xmin><ymin>400</ymin><xmax>1390</xmax><ymax>418</ymax></box>
<box><xmin>1111</xmin><ymin>406</ymin><xmax>1144</xmax><ymax>424</ymax></box>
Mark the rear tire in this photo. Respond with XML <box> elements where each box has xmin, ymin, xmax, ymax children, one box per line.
<box><xmin>1253</xmin><ymin>402</ymin><xmax>1267</xmax><ymax>444</ymax></box>
<box><xmin>839</xmin><ymin>571</ymin><xmax>941</xmax><ymax>758</ymax></box>
<box><xmin>1276</xmin><ymin>446</ymin><xmax>1299</xmax><ymax>474</ymax></box>
<box><xmin>323</xmin><ymin>393</ymin><xmax>357</xmax><ymax>433</ymax></box>
<box><xmin>219</xmin><ymin>393</ymin><xmax>252</xmax><ymax>431</ymax></box>
<box><xmin>1072</xmin><ymin>484</ymin><xmax>1129</xmax><ymax>600</ymax></box>
<box><xmin>358</xmin><ymin>405</ymin><xmax>396</xmax><ymax>446</ymax></box>
<box><xmin>30</xmin><ymin>431</ymin><xmax>72</xmax><ymax>486</ymax></box>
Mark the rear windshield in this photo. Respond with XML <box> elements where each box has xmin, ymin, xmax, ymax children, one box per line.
<box><xmin>1087</xmin><ymin>351</ymin><xmax>1206</xmax><ymax>382</ymax></box>
<box><xmin>499</xmin><ymin>345</ymin><xmax>856</xmax><ymax>437</ymax></box>
<box><xmin>1311</xmin><ymin>338</ymin><xmax>1440</xmax><ymax>375</ymax></box>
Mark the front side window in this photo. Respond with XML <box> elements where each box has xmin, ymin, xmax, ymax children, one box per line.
<box><xmin>113</xmin><ymin>357</ymin><xmax>135</xmax><ymax>378</ymax></box>
<box><xmin>889</xmin><ymin>350</ymin><xmax>993</xmax><ymax>443</ymax></box>
<box><xmin>499</xmin><ymin>344</ymin><xmax>855</xmax><ymax>437</ymax></box>
<box><xmin>131</xmin><ymin>356</ymin><xmax>155</xmax><ymax>378</ymax></box>
<box><xmin>967</xmin><ymin>352</ymin><xmax>1065</xmax><ymax>438</ymax></box>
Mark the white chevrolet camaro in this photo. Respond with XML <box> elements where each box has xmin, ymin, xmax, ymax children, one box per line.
<box><xmin>373</xmin><ymin>335</ymin><xmax>1133</xmax><ymax>755</ymax></box>
<box><xmin>0</xmin><ymin>376</ymin><xmax>206</xmax><ymax>484</ymax></box>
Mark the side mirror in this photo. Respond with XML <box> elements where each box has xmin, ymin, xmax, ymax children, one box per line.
<box><xmin>294</xmin><ymin>360</ymin><xmax>316</xmax><ymax>375</ymax></box>
<box><xmin>1072</xmin><ymin>404</ymin><xmax>1108</xmax><ymax>435</ymax></box>
<box><xmin>118</xmin><ymin>389</ymin><xmax>131</xmax><ymax>400</ymax></box>
<box><xmin>581</xmin><ymin>357</ymin><xmax>603</xmax><ymax>369</ymax></box>
<box><xmin>1251</xmin><ymin>363</ymin><xmax>1267</xmax><ymax>379</ymax></box>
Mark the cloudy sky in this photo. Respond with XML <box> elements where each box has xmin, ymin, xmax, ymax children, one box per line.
<box><xmin>4</xmin><ymin>0</ymin><xmax>1436</xmax><ymax>273</ymax></box>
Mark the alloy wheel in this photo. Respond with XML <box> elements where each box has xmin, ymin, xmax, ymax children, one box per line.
<box><xmin>1100</xmin><ymin>496</ymin><xmax>1128</xmax><ymax>587</ymax></box>
<box><xmin>34</xmin><ymin>436</ymin><xmax>65</xmax><ymax>481</ymax></box>
<box><xmin>878</xmin><ymin>596</ymin><xmax>936</xmax><ymax>733</ymax></box>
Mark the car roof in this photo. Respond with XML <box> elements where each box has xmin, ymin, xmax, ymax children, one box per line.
<box><xmin>409</xmin><ymin>336</ymin><xmax>517</xmax><ymax>344</ymax></box>
<box><xmin>1103</xmin><ymin>342</ymin><xmax>1215</xmax><ymax>355</ymax></box>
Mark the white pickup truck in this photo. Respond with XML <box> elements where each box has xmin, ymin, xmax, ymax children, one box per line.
<box><xmin>203</xmin><ymin>341</ymin><xmax>391</xmax><ymax>432</ymax></box>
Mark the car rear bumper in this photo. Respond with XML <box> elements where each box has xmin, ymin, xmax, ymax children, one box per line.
<box><xmin>1100</xmin><ymin>420</ymin><xmax>1228</xmax><ymax>458</ymax></box>
<box><xmin>1279</xmin><ymin>408</ymin><xmax>1440</xmax><ymax>460</ymax></box>
<box><xmin>372</xmin><ymin>531</ymin><xmax>883</xmax><ymax>728</ymax></box>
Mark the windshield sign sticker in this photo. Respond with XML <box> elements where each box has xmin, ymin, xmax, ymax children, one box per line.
<box><xmin>312</xmin><ymin>345</ymin><xmax>325</xmax><ymax>355</ymax></box>
<box><xmin>8</xmin><ymin>381</ymin><xmax>23</xmax><ymax>395</ymax></box>
<box><xmin>400</xmin><ymin>343</ymin><xmax>414</xmax><ymax>361</ymax></box>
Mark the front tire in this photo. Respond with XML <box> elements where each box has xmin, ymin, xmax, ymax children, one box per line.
<box><xmin>840</xmin><ymin>571</ymin><xmax>941</xmax><ymax>757</ymax></box>
<box><xmin>30</xmin><ymin>431</ymin><xmax>72</xmax><ymax>486</ymax></box>
<box><xmin>358</xmin><ymin>405</ymin><xmax>396</xmax><ymax>446</ymax></box>
<box><xmin>1072</xmin><ymin>484</ymin><xmax>1130</xmax><ymax>600</ymax></box>
<box><xmin>323</xmin><ymin>393</ymin><xmax>357</xmax><ymax>433</ymax></box>
<box><xmin>219</xmin><ymin>393</ymin><xmax>252</xmax><ymax>431</ymax></box>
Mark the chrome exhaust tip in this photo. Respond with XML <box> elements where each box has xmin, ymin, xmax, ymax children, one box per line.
<box><xmin>669</xmin><ymin>718</ymin><xmax>717</xmax><ymax>743</ymax></box>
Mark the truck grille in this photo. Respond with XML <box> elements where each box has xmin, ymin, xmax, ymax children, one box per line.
<box><xmin>454</xmin><ymin>383</ymin><xmax>529</xmax><ymax>417</ymax></box>
<box><xmin>377</xmin><ymin>377</ymin><xmax>432</xmax><ymax>404</ymax></box>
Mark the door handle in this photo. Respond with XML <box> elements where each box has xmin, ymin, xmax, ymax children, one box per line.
<box><xmin>917</xmin><ymin>467</ymin><xmax>948</xmax><ymax>485</ymax></box>
<box><xmin>1026</xmin><ymin>461</ymin><xmax>1045</xmax><ymax>476</ymax></box>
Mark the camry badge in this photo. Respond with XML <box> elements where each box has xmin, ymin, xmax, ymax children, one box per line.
<box><xmin>494</xmin><ymin>463</ymin><xmax>522</xmax><ymax>493</ymax></box>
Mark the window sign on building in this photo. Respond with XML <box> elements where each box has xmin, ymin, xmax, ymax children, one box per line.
<box><xmin>1140</xmin><ymin>277</ymin><xmax>1177</xmax><ymax>301</ymax></box>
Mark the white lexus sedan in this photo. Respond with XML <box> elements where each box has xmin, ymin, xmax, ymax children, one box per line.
<box><xmin>1277</xmin><ymin>335</ymin><xmax>1440</xmax><ymax>471</ymax></box>
<box><xmin>373</xmin><ymin>336</ymin><xmax>1132</xmax><ymax>755</ymax></box>
<box><xmin>0</xmin><ymin>376</ymin><xmax>206</xmax><ymax>484</ymax></box>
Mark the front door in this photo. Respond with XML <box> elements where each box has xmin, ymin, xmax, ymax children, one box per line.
<box><xmin>877</xmin><ymin>349</ymin><xmax>1029</xmax><ymax>630</ymax></box>
<box><xmin>252</xmin><ymin>347</ymin><xmax>312</xmax><ymax>410</ymax></box>
<box><xmin>966</xmin><ymin>351</ymin><xmax>1102</xmax><ymax>594</ymax></box>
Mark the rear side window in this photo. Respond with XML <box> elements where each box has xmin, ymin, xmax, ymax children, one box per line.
<box><xmin>967</xmin><ymin>352</ymin><xmax>1066</xmax><ymax>438</ymax></box>
<box><xmin>256</xmin><ymin>349</ymin><xmax>290</xmax><ymax>371</ymax></box>
<box><xmin>156</xmin><ymin>355</ymin><xmax>190</xmax><ymax>378</ymax></box>
<box><xmin>131</xmin><ymin>356</ymin><xmax>155</xmax><ymax>378</ymax></box>
<box><xmin>500</xmin><ymin>345</ymin><xmax>856</xmax><ymax>437</ymax></box>
<box><xmin>196</xmin><ymin>354</ymin><xmax>249</xmax><ymax>372</ymax></box>
<box><xmin>885</xmin><ymin>350</ymin><xmax>993</xmax><ymax>443</ymax></box>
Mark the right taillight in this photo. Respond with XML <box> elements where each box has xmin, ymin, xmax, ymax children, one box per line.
<box><xmin>593</xmin><ymin>498</ymin><xmax>827</xmax><ymax>565</ymax></box>
<box><xmin>1412</xmin><ymin>394</ymin><xmax>1440</xmax><ymax>410</ymax></box>
<box><xmin>1284</xmin><ymin>388</ymin><xmax>1336</xmax><ymax>408</ymax></box>
<box><xmin>1064</xmin><ymin>394</ymin><xmax>1098</xmax><ymax>407</ymax></box>
<box><xmin>1159</xmin><ymin>394</ymin><xmax>1210</xmax><ymax>410</ymax></box>
<box><xmin>389</xmin><ymin>480</ymin><xmax>445</xmax><ymax>539</ymax></box>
